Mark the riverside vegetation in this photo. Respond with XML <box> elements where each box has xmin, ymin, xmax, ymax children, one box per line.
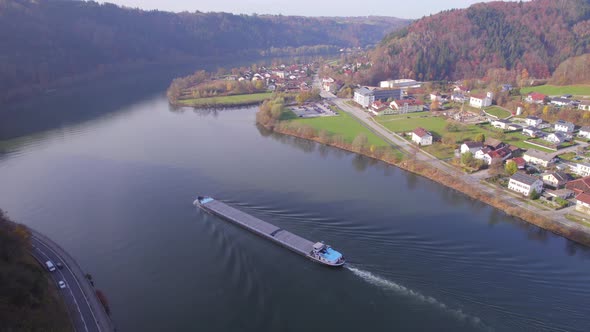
<box><xmin>256</xmin><ymin>96</ymin><xmax>590</xmax><ymax>246</ymax></box>
<box><xmin>0</xmin><ymin>209</ymin><xmax>72</xmax><ymax>331</ymax></box>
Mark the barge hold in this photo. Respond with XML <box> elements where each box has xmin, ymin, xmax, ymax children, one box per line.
<box><xmin>193</xmin><ymin>196</ymin><xmax>345</xmax><ymax>267</ymax></box>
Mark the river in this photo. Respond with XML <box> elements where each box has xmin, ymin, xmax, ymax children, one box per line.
<box><xmin>1</xmin><ymin>74</ymin><xmax>590</xmax><ymax>331</ymax></box>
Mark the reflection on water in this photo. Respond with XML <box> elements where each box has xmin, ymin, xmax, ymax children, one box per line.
<box><xmin>1</xmin><ymin>88</ymin><xmax>590</xmax><ymax>331</ymax></box>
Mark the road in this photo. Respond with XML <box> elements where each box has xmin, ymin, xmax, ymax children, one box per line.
<box><xmin>316</xmin><ymin>80</ymin><xmax>590</xmax><ymax>239</ymax></box>
<box><xmin>30</xmin><ymin>230</ymin><xmax>114</xmax><ymax>332</ymax></box>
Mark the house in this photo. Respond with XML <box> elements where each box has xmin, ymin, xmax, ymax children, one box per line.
<box><xmin>451</xmin><ymin>93</ymin><xmax>468</xmax><ymax>103</ymax></box>
<box><xmin>523</xmin><ymin>149</ymin><xmax>556</xmax><ymax>167</ymax></box>
<box><xmin>525</xmin><ymin>92</ymin><xmax>547</xmax><ymax>104</ymax></box>
<box><xmin>566</xmin><ymin>176</ymin><xmax>590</xmax><ymax>195</ymax></box>
<box><xmin>469</xmin><ymin>92</ymin><xmax>493</xmax><ymax>109</ymax></box>
<box><xmin>484</xmin><ymin>138</ymin><xmax>505</xmax><ymax>150</ymax></box>
<box><xmin>369</xmin><ymin>101</ymin><xmax>390</xmax><ymax>116</ymax></box>
<box><xmin>507</xmin><ymin>123</ymin><xmax>522</xmax><ymax>131</ymax></box>
<box><xmin>453</xmin><ymin>85</ymin><xmax>470</xmax><ymax>93</ymax></box>
<box><xmin>475</xmin><ymin>147</ymin><xmax>491</xmax><ymax>160</ymax></box>
<box><xmin>546</xmin><ymin>189</ymin><xmax>574</xmax><ymax>200</ymax></box>
<box><xmin>460</xmin><ymin>141</ymin><xmax>483</xmax><ymax>154</ymax></box>
<box><xmin>483</xmin><ymin>146</ymin><xmax>512</xmax><ymax>165</ymax></box>
<box><xmin>507</xmin><ymin>145</ymin><xmax>523</xmax><ymax>156</ymax></box>
<box><xmin>579</xmin><ymin>100</ymin><xmax>590</xmax><ymax>111</ymax></box>
<box><xmin>390</xmin><ymin>99</ymin><xmax>424</xmax><ymax>113</ymax></box>
<box><xmin>551</xmin><ymin>97</ymin><xmax>573</xmax><ymax>107</ymax></box>
<box><xmin>525</xmin><ymin>116</ymin><xmax>542</xmax><ymax>128</ymax></box>
<box><xmin>508</xmin><ymin>173</ymin><xmax>544</xmax><ymax>196</ymax></box>
<box><xmin>542</xmin><ymin>172</ymin><xmax>571</xmax><ymax>189</ymax></box>
<box><xmin>507</xmin><ymin>157</ymin><xmax>526</xmax><ymax>170</ymax></box>
<box><xmin>430</xmin><ymin>92</ymin><xmax>445</xmax><ymax>102</ymax></box>
<box><xmin>491</xmin><ymin>119</ymin><xmax>510</xmax><ymax>130</ymax></box>
<box><xmin>574</xmin><ymin>162</ymin><xmax>590</xmax><ymax>177</ymax></box>
<box><xmin>522</xmin><ymin>126</ymin><xmax>538</xmax><ymax>137</ymax></box>
<box><xmin>579</xmin><ymin>126</ymin><xmax>590</xmax><ymax>138</ymax></box>
<box><xmin>321</xmin><ymin>77</ymin><xmax>335</xmax><ymax>92</ymax></box>
<box><xmin>555</xmin><ymin>120</ymin><xmax>574</xmax><ymax>133</ymax></box>
<box><xmin>575</xmin><ymin>193</ymin><xmax>590</xmax><ymax>214</ymax></box>
<box><xmin>545</xmin><ymin>132</ymin><xmax>567</xmax><ymax>145</ymax></box>
<box><xmin>411</xmin><ymin>127</ymin><xmax>433</xmax><ymax>146</ymax></box>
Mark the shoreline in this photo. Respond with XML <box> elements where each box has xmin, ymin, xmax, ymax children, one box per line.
<box><xmin>172</xmin><ymin>99</ymin><xmax>267</xmax><ymax>109</ymax></box>
<box><xmin>263</xmin><ymin>122</ymin><xmax>590</xmax><ymax>247</ymax></box>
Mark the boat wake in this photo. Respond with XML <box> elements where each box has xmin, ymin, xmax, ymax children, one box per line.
<box><xmin>346</xmin><ymin>265</ymin><xmax>492</xmax><ymax>331</ymax></box>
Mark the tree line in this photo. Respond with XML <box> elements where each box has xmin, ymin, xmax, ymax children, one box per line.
<box><xmin>366</xmin><ymin>0</ymin><xmax>590</xmax><ymax>84</ymax></box>
<box><xmin>0</xmin><ymin>209</ymin><xmax>71</xmax><ymax>331</ymax></box>
<box><xmin>0</xmin><ymin>0</ymin><xmax>409</xmax><ymax>105</ymax></box>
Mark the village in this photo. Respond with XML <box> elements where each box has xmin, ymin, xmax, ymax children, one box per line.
<box><xmin>318</xmin><ymin>74</ymin><xmax>590</xmax><ymax>222</ymax></box>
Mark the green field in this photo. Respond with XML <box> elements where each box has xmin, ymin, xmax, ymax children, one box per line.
<box><xmin>291</xmin><ymin>109</ymin><xmax>390</xmax><ymax>147</ymax></box>
<box><xmin>376</xmin><ymin>115</ymin><xmax>448</xmax><ymax>135</ymax></box>
<box><xmin>485</xmin><ymin>106</ymin><xmax>511</xmax><ymax>119</ymax></box>
<box><xmin>178</xmin><ymin>92</ymin><xmax>272</xmax><ymax>106</ymax></box>
<box><xmin>520</xmin><ymin>85</ymin><xmax>590</xmax><ymax>97</ymax></box>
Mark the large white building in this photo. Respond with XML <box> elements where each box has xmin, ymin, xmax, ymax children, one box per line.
<box><xmin>555</xmin><ymin>120</ymin><xmax>575</xmax><ymax>133</ymax></box>
<box><xmin>523</xmin><ymin>149</ymin><xmax>556</xmax><ymax>167</ymax></box>
<box><xmin>508</xmin><ymin>173</ymin><xmax>544</xmax><ymax>196</ymax></box>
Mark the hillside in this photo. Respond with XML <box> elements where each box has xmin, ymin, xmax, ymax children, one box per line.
<box><xmin>0</xmin><ymin>0</ymin><xmax>409</xmax><ymax>104</ymax></box>
<box><xmin>0</xmin><ymin>209</ymin><xmax>72</xmax><ymax>331</ymax></box>
<box><xmin>368</xmin><ymin>0</ymin><xmax>590</xmax><ymax>83</ymax></box>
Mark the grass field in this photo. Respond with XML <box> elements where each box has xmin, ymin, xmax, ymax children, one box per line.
<box><xmin>520</xmin><ymin>85</ymin><xmax>590</xmax><ymax>97</ymax></box>
<box><xmin>291</xmin><ymin>108</ymin><xmax>390</xmax><ymax>147</ymax></box>
<box><xmin>376</xmin><ymin>115</ymin><xmax>448</xmax><ymax>136</ymax></box>
<box><xmin>178</xmin><ymin>92</ymin><xmax>272</xmax><ymax>106</ymax></box>
<box><xmin>485</xmin><ymin>106</ymin><xmax>511</xmax><ymax>119</ymax></box>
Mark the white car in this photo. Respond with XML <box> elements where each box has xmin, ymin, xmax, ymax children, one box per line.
<box><xmin>58</xmin><ymin>280</ymin><xmax>66</xmax><ymax>289</ymax></box>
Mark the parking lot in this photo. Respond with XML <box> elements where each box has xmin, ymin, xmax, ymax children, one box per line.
<box><xmin>290</xmin><ymin>102</ymin><xmax>338</xmax><ymax>118</ymax></box>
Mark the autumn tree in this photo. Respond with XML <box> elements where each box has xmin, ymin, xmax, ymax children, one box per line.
<box><xmin>352</xmin><ymin>134</ymin><xmax>368</xmax><ymax>153</ymax></box>
<box><xmin>505</xmin><ymin>161</ymin><xmax>518</xmax><ymax>175</ymax></box>
<box><xmin>474</xmin><ymin>133</ymin><xmax>485</xmax><ymax>142</ymax></box>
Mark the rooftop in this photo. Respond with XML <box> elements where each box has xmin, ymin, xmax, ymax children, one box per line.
<box><xmin>525</xmin><ymin>149</ymin><xmax>557</xmax><ymax>161</ymax></box>
<box><xmin>413</xmin><ymin>127</ymin><xmax>431</xmax><ymax>138</ymax></box>
<box><xmin>510</xmin><ymin>172</ymin><xmax>540</xmax><ymax>186</ymax></box>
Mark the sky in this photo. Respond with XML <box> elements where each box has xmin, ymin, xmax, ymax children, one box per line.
<box><xmin>101</xmin><ymin>0</ymin><xmax>523</xmax><ymax>19</ymax></box>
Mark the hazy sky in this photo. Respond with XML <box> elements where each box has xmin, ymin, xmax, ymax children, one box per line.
<box><xmin>102</xmin><ymin>0</ymin><xmax>521</xmax><ymax>19</ymax></box>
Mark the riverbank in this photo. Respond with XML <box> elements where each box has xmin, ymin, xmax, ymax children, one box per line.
<box><xmin>260</xmin><ymin>119</ymin><xmax>590</xmax><ymax>247</ymax></box>
<box><xmin>174</xmin><ymin>92</ymin><xmax>273</xmax><ymax>108</ymax></box>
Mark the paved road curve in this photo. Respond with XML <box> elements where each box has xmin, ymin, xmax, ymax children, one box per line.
<box><xmin>29</xmin><ymin>230</ymin><xmax>114</xmax><ymax>332</ymax></box>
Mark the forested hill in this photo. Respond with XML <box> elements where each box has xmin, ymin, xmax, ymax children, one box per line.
<box><xmin>0</xmin><ymin>0</ymin><xmax>409</xmax><ymax>104</ymax></box>
<box><xmin>367</xmin><ymin>0</ymin><xmax>590</xmax><ymax>83</ymax></box>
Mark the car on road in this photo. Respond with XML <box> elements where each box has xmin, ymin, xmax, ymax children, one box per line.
<box><xmin>58</xmin><ymin>280</ymin><xmax>66</xmax><ymax>289</ymax></box>
<box><xmin>56</xmin><ymin>262</ymin><xmax>64</xmax><ymax>269</ymax></box>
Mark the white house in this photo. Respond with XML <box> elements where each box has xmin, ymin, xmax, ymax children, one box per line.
<box><xmin>491</xmin><ymin>119</ymin><xmax>510</xmax><ymax>130</ymax></box>
<box><xmin>545</xmin><ymin>132</ymin><xmax>567</xmax><ymax>145</ymax></box>
<box><xmin>508</xmin><ymin>173</ymin><xmax>544</xmax><ymax>196</ymax></box>
<box><xmin>550</xmin><ymin>97</ymin><xmax>573</xmax><ymax>107</ymax></box>
<box><xmin>469</xmin><ymin>92</ymin><xmax>493</xmax><ymax>109</ymax></box>
<box><xmin>482</xmin><ymin>146</ymin><xmax>512</xmax><ymax>165</ymax></box>
<box><xmin>574</xmin><ymin>163</ymin><xmax>590</xmax><ymax>177</ymax></box>
<box><xmin>460</xmin><ymin>141</ymin><xmax>483</xmax><ymax>154</ymax></box>
<box><xmin>411</xmin><ymin>127</ymin><xmax>433</xmax><ymax>146</ymax></box>
<box><xmin>390</xmin><ymin>99</ymin><xmax>424</xmax><ymax>113</ymax></box>
<box><xmin>523</xmin><ymin>149</ymin><xmax>556</xmax><ymax>167</ymax></box>
<box><xmin>522</xmin><ymin>126</ymin><xmax>538</xmax><ymax>137</ymax></box>
<box><xmin>542</xmin><ymin>172</ymin><xmax>570</xmax><ymax>188</ymax></box>
<box><xmin>579</xmin><ymin>126</ymin><xmax>590</xmax><ymax>139</ymax></box>
<box><xmin>430</xmin><ymin>92</ymin><xmax>445</xmax><ymax>102</ymax></box>
<box><xmin>451</xmin><ymin>93</ymin><xmax>467</xmax><ymax>103</ymax></box>
<box><xmin>555</xmin><ymin>120</ymin><xmax>574</xmax><ymax>133</ymax></box>
<box><xmin>474</xmin><ymin>147</ymin><xmax>491</xmax><ymax>160</ymax></box>
<box><xmin>525</xmin><ymin>116</ymin><xmax>542</xmax><ymax>128</ymax></box>
<box><xmin>369</xmin><ymin>101</ymin><xmax>391</xmax><ymax>116</ymax></box>
<box><xmin>525</xmin><ymin>92</ymin><xmax>546</xmax><ymax>104</ymax></box>
<box><xmin>579</xmin><ymin>100</ymin><xmax>590</xmax><ymax>111</ymax></box>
